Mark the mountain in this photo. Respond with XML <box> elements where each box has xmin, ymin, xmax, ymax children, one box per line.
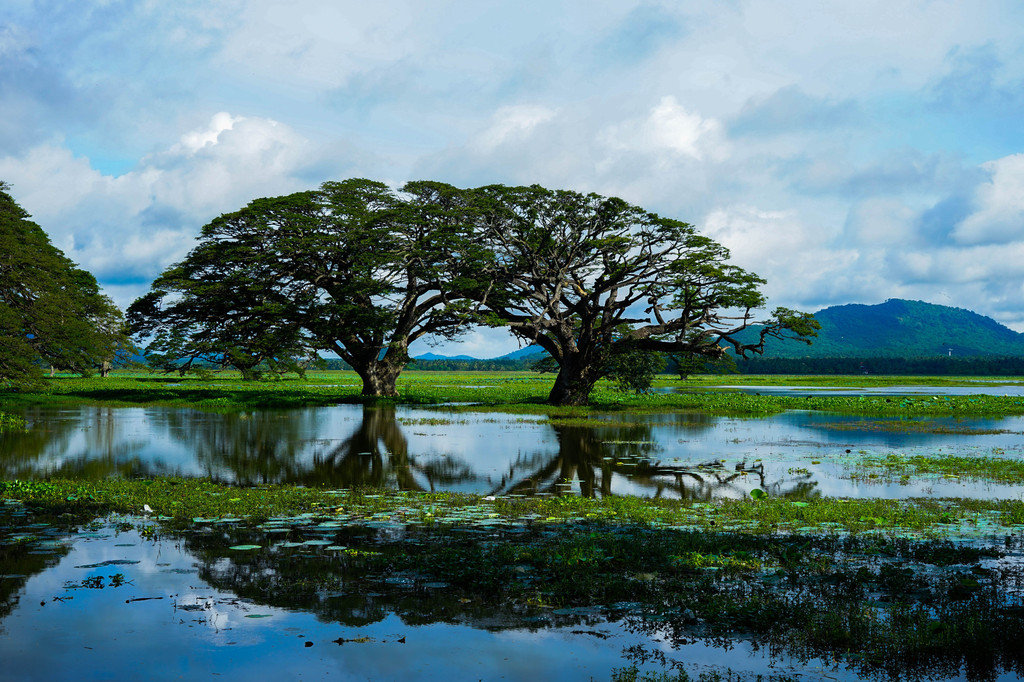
<box><xmin>494</xmin><ymin>345</ymin><xmax>547</xmax><ymax>361</ymax></box>
<box><xmin>414</xmin><ymin>352</ymin><xmax>479</xmax><ymax>361</ymax></box>
<box><xmin>411</xmin><ymin>345</ymin><xmax>547</xmax><ymax>363</ymax></box>
<box><xmin>751</xmin><ymin>299</ymin><xmax>1024</xmax><ymax>358</ymax></box>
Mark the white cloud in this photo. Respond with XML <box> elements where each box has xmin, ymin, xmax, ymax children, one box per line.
<box><xmin>175</xmin><ymin>112</ymin><xmax>241</xmax><ymax>154</ymax></box>
<box><xmin>0</xmin><ymin>113</ymin><xmax>324</xmax><ymax>308</ymax></box>
<box><xmin>954</xmin><ymin>153</ymin><xmax>1024</xmax><ymax>245</ymax></box>
<box><xmin>601</xmin><ymin>96</ymin><xmax>727</xmax><ymax>163</ymax></box>
<box><xmin>844</xmin><ymin>198</ymin><xmax>917</xmax><ymax>246</ymax></box>
<box><xmin>5</xmin><ymin>0</ymin><xmax>1024</xmax><ymax>344</ymax></box>
<box><xmin>474</xmin><ymin>105</ymin><xmax>556</xmax><ymax>152</ymax></box>
<box><xmin>216</xmin><ymin>1</ymin><xmax>419</xmax><ymax>90</ymax></box>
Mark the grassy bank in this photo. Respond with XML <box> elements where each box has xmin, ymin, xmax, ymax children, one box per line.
<box><xmin>4</xmin><ymin>370</ymin><xmax>1024</xmax><ymax>417</ymax></box>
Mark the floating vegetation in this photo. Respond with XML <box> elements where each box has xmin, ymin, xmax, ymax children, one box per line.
<box><xmin>0</xmin><ymin>411</ymin><xmax>26</xmax><ymax>432</ymax></box>
<box><xmin>849</xmin><ymin>453</ymin><xmax>1024</xmax><ymax>484</ymax></box>
<box><xmin>3</xmin><ymin>477</ymin><xmax>1024</xmax><ymax>542</ymax></box>
<box><xmin>818</xmin><ymin>419</ymin><xmax>1019</xmax><ymax>435</ymax></box>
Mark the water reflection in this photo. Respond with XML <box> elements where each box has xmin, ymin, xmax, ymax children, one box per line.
<box><xmin>0</xmin><ymin>513</ymin><xmax>840</xmax><ymax>681</ymax></box>
<box><xmin>4</xmin><ymin>404</ymin><xmax>1024</xmax><ymax>499</ymax></box>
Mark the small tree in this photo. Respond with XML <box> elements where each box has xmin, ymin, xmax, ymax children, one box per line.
<box><xmin>607</xmin><ymin>348</ymin><xmax>666</xmax><ymax>393</ymax></box>
<box><xmin>470</xmin><ymin>184</ymin><xmax>818</xmax><ymax>406</ymax></box>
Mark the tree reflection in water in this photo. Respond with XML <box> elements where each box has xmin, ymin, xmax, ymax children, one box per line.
<box><xmin>492</xmin><ymin>422</ymin><xmax>818</xmax><ymax>501</ymax></box>
<box><xmin>2</xmin><ymin>405</ymin><xmax>819</xmax><ymax>499</ymax></box>
<box><xmin>0</xmin><ymin>405</ymin><xmax>166</xmax><ymax>480</ymax></box>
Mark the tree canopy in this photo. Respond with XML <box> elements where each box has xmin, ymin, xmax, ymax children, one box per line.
<box><xmin>129</xmin><ymin>179</ymin><xmax>816</xmax><ymax>403</ymax></box>
<box><xmin>129</xmin><ymin>179</ymin><xmax>485</xmax><ymax>395</ymax></box>
<box><xmin>468</xmin><ymin>184</ymin><xmax>819</xmax><ymax>405</ymax></box>
<box><xmin>0</xmin><ymin>182</ymin><xmax>129</xmax><ymax>388</ymax></box>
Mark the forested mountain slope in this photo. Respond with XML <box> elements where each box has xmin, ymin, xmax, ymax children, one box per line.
<box><xmin>753</xmin><ymin>299</ymin><xmax>1024</xmax><ymax>358</ymax></box>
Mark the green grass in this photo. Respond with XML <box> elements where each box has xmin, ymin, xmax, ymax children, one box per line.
<box><xmin>5</xmin><ymin>370</ymin><xmax>1024</xmax><ymax>417</ymax></box>
<box><xmin>851</xmin><ymin>453</ymin><xmax>1024</xmax><ymax>484</ymax></box>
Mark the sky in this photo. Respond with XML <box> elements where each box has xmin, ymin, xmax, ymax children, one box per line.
<box><xmin>3</xmin><ymin>0</ymin><xmax>1024</xmax><ymax>358</ymax></box>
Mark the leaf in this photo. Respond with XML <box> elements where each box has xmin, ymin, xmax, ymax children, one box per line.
<box><xmin>229</xmin><ymin>544</ymin><xmax>262</xmax><ymax>551</ymax></box>
<box><xmin>749</xmin><ymin>489</ymin><xmax>767</xmax><ymax>500</ymax></box>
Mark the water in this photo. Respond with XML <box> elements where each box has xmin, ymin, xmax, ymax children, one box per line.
<box><xmin>4</xmin><ymin>401</ymin><xmax>1024</xmax><ymax>680</ymax></box>
<box><xmin>0</xmin><ymin>515</ymin><xmax>857</xmax><ymax>682</ymax></box>
<box><xmin>3</xmin><ymin>404</ymin><xmax>1024</xmax><ymax>500</ymax></box>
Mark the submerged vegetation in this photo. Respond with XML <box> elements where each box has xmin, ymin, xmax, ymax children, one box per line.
<box><xmin>2</xmin><ymin>480</ymin><xmax>1023</xmax><ymax>682</ymax></box>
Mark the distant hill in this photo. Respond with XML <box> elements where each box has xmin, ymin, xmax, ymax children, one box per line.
<box><xmin>414</xmin><ymin>352</ymin><xmax>479</xmax><ymax>361</ymax></box>
<box><xmin>750</xmin><ymin>299</ymin><xmax>1024</xmax><ymax>358</ymax></box>
<box><xmin>495</xmin><ymin>345</ymin><xmax>546</xmax><ymax>361</ymax></box>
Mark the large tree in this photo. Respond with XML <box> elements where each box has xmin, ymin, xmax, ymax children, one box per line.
<box><xmin>127</xmin><ymin>191</ymin><xmax>322</xmax><ymax>379</ymax></box>
<box><xmin>470</xmin><ymin>184</ymin><xmax>818</xmax><ymax>406</ymax></box>
<box><xmin>0</xmin><ymin>182</ymin><xmax>128</xmax><ymax>388</ymax></box>
<box><xmin>129</xmin><ymin>179</ymin><xmax>484</xmax><ymax>395</ymax></box>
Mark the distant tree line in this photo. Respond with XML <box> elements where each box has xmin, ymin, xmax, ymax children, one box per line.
<box><xmin>734</xmin><ymin>355</ymin><xmax>1024</xmax><ymax>376</ymax></box>
<box><xmin>397</xmin><ymin>353</ymin><xmax>1024</xmax><ymax>378</ymax></box>
<box><xmin>129</xmin><ymin>179</ymin><xmax>817</xmax><ymax>405</ymax></box>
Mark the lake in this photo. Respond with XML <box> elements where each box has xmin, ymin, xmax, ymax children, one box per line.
<box><xmin>3</xmin><ymin>397</ymin><xmax>1024</xmax><ymax>680</ymax></box>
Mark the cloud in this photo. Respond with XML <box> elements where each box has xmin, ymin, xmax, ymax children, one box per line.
<box><xmin>953</xmin><ymin>153</ymin><xmax>1024</xmax><ymax>245</ymax></box>
<box><xmin>473</xmin><ymin>105</ymin><xmax>556</xmax><ymax>152</ymax></box>
<box><xmin>594</xmin><ymin>4</ymin><xmax>686</xmax><ymax>66</ymax></box>
<box><xmin>732</xmin><ymin>86</ymin><xmax>860</xmax><ymax>136</ymax></box>
<box><xmin>602</xmin><ymin>96</ymin><xmax>727</xmax><ymax>162</ymax></box>
<box><xmin>844</xmin><ymin>198</ymin><xmax>917</xmax><ymax>247</ymax></box>
<box><xmin>5</xmin><ymin>0</ymin><xmax>1024</xmax><ymax>341</ymax></box>
<box><xmin>174</xmin><ymin>112</ymin><xmax>241</xmax><ymax>155</ymax></box>
<box><xmin>700</xmin><ymin>205</ymin><xmax>858</xmax><ymax>308</ymax></box>
<box><xmin>930</xmin><ymin>44</ymin><xmax>1024</xmax><ymax>113</ymax></box>
<box><xmin>0</xmin><ymin>113</ymin><xmax>342</xmax><ymax>307</ymax></box>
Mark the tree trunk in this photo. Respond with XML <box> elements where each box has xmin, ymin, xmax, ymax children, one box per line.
<box><xmin>355</xmin><ymin>360</ymin><xmax>403</xmax><ymax>397</ymax></box>
<box><xmin>99</xmin><ymin>360</ymin><xmax>112</xmax><ymax>378</ymax></box>
<box><xmin>547</xmin><ymin>357</ymin><xmax>601</xmax><ymax>406</ymax></box>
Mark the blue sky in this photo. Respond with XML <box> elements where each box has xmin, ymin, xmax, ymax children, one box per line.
<box><xmin>3</xmin><ymin>1</ymin><xmax>1024</xmax><ymax>357</ymax></box>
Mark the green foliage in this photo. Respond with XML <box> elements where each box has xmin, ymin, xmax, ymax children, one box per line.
<box><xmin>0</xmin><ymin>182</ymin><xmax>129</xmax><ymax>388</ymax></box>
<box><xmin>468</xmin><ymin>184</ymin><xmax>817</xmax><ymax>405</ymax></box>
<box><xmin>127</xmin><ymin>178</ymin><xmax>816</xmax><ymax>404</ymax></box>
<box><xmin>607</xmin><ymin>348</ymin><xmax>666</xmax><ymax>393</ymax></box>
<box><xmin>0</xmin><ymin>411</ymin><xmax>26</xmax><ymax>431</ymax></box>
<box><xmin>129</xmin><ymin>180</ymin><xmax>484</xmax><ymax>395</ymax></box>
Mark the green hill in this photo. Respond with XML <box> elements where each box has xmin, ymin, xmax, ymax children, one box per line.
<box><xmin>752</xmin><ymin>299</ymin><xmax>1024</xmax><ymax>358</ymax></box>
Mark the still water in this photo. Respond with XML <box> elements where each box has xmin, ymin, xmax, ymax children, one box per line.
<box><xmin>3</xmin><ymin>404</ymin><xmax>1024</xmax><ymax>500</ymax></box>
